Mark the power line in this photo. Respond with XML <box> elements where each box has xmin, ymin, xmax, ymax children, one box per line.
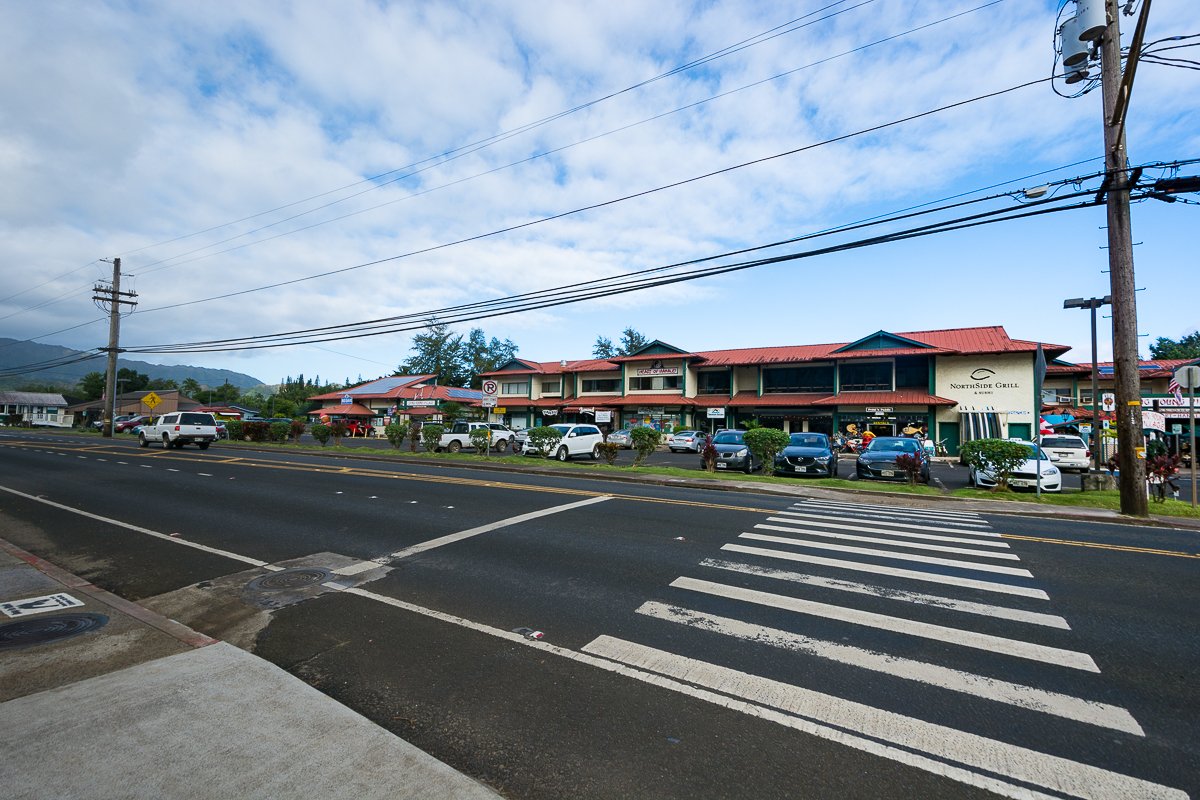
<box><xmin>133</xmin><ymin>75</ymin><xmax>1054</xmax><ymax>316</ymax></box>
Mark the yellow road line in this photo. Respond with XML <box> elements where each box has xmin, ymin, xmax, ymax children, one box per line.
<box><xmin>999</xmin><ymin>532</ymin><xmax>1200</xmax><ymax>559</ymax></box>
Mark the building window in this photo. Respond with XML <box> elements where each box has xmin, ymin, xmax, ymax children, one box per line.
<box><xmin>697</xmin><ymin>371</ymin><xmax>731</xmax><ymax>394</ymax></box>
<box><xmin>582</xmin><ymin>378</ymin><xmax>620</xmax><ymax>393</ymax></box>
<box><xmin>763</xmin><ymin>365</ymin><xmax>834</xmax><ymax>393</ymax></box>
<box><xmin>893</xmin><ymin>356</ymin><xmax>929</xmax><ymax>389</ymax></box>
<box><xmin>629</xmin><ymin>376</ymin><xmax>681</xmax><ymax>391</ymax></box>
<box><xmin>541</xmin><ymin>381</ymin><xmax>561</xmax><ymax>394</ymax></box>
<box><xmin>840</xmin><ymin>361</ymin><xmax>892</xmax><ymax>391</ymax></box>
<box><xmin>501</xmin><ymin>381</ymin><xmax>529</xmax><ymax>395</ymax></box>
<box><xmin>1079</xmin><ymin>391</ymin><xmax>1093</xmax><ymax>405</ymax></box>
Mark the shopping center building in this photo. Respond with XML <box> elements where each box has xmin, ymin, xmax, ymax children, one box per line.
<box><xmin>481</xmin><ymin>325</ymin><xmax>1077</xmax><ymax>455</ymax></box>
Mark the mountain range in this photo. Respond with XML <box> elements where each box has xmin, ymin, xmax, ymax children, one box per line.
<box><xmin>0</xmin><ymin>338</ymin><xmax>264</xmax><ymax>392</ymax></box>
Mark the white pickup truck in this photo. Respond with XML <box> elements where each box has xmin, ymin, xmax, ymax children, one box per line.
<box><xmin>436</xmin><ymin>421</ymin><xmax>515</xmax><ymax>453</ymax></box>
<box><xmin>138</xmin><ymin>411</ymin><xmax>219</xmax><ymax>450</ymax></box>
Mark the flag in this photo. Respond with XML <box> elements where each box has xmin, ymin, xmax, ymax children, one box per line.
<box><xmin>1169</xmin><ymin>374</ymin><xmax>1183</xmax><ymax>403</ymax></box>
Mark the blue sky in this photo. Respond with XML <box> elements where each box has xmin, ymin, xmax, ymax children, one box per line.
<box><xmin>1</xmin><ymin>1</ymin><xmax>1197</xmax><ymax>386</ymax></box>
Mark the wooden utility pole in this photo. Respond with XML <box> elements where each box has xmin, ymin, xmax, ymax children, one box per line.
<box><xmin>1099</xmin><ymin>0</ymin><xmax>1148</xmax><ymax>516</ymax></box>
<box><xmin>93</xmin><ymin>258</ymin><xmax>137</xmax><ymax>438</ymax></box>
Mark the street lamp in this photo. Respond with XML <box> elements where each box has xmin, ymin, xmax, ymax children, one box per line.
<box><xmin>1064</xmin><ymin>295</ymin><xmax>1112</xmax><ymax>475</ymax></box>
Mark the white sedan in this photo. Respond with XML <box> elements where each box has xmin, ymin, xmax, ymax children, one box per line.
<box><xmin>969</xmin><ymin>440</ymin><xmax>1061</xmax><ymax>492</ymax></box>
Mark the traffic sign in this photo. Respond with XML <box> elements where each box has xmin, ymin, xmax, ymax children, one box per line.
<box><xmin>1176</xmin><ymin>365</ymin><xmax>1200</xmax><ymax>390</ymax></box>
<box><xmin>481</xmin><ymin>397</ymin><xmax>497</xmax><ymax>408</ymax></box>
<box><xmin>481</xmin><ymin>379</ymin><xmax>499</xmax><ymax>396</ymax></box>
<box><xmin>143</xmin><ymin>391</ymin><xmax>162</xmax><ymax>410</ymax></box>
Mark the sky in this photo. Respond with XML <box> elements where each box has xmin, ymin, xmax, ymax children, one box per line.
<box><xmin>1</xmin><ymin>0</ymin><xmax>1197</xmax><ymax>388</ymax></box>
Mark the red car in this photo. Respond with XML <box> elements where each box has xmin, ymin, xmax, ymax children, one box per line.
<box><xmin>115</xmin><ymin>415</ymin><xmax>148</xmax><ymax>433</ymax></box>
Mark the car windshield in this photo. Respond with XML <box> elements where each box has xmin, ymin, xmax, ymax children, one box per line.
<box><xmin>1041</xmin><ymin>437</ymin><xmax>1083</xmax><ymax>448</ymax></box>
<box><xmin>712</xmin><ymin>432</ymin><xmax>744</xmax><ymax>445</ymax></box>
<box><xmin>867</xmin><ymin>438</ymin><xmax>920</xmax><ymax>453</ymax></box>
<box><xmin>788</xmin><ymin>434</ymin><xmax>827</xmax><ymax>448</ymax></box>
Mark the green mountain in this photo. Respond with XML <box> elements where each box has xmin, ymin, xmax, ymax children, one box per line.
<box><xmin>0</xmin><ymin>338</ymin><xmax>263</xmax><ymax>392</ymax></box>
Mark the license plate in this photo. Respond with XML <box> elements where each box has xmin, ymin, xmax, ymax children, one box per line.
<box><xmin>1010</xmin><ymin>479</ymin><xmax>1033</xmax><ymax>487</ymax></box>
<box><xmin>881</xmin><ymin>470</ymin><xmax>894</xmax><ymax>477</ymax></box>
<box><xmin>716</xmin><ymin>463</ymin><xmax>727</xmax><ymax>469</ymax></box>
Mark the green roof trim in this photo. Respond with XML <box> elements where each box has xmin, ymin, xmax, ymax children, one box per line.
<box><xmin>833</xmin><ymin>330</ymin><xmax>934</xmax><ymax>353</ymax></box>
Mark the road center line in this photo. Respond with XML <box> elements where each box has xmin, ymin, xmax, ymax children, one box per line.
<box><xmin>378</xmin><ymin>495</ymin><xmax>612</xmax><ymax>562</ymax></box>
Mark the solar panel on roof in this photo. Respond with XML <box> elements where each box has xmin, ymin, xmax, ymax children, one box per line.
<box><xmin>447</xmin><ymin>388</ymin><xmax>483</xmax><ymax>399</ymax></box>
<box><xmin>347</xmin><ymin>376</ymin><xmax>420</xmax><ymax>394</ymax></box>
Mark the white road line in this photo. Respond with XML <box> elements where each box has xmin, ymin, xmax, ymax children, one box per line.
<box><xmin>740</xmin><ymin>532</ymin><xmax>1034</xmax><ymax>577</ymax></box>
<box><xmin>0</xmin><ymin>485</ymin><xmax>268</xmax><ymax>567</ymax></box>
<box><xmin>776</xmin><ymin>510</ymin><xmax>998</xmax><ymax>536</ymax></box>
<box><xmin>380</xmin><ymin>495</ymin><xmax>612</xmax><ymax>562</ymax></box>
<box><xmin>197</xmin><ymin>473</ymin><xmax>213</xmax><ymax>477</ymax></box>
<box><xmin>700</xmin><ymin>559</ymin><xmax>1069</xmax><ymax>629</ymax></box>
<box><xmin>636</xmin><ymin>601</ymin><xmax>1140</xmax><ymax>735</ymax></box>
<box><xmin>766</xmin><ymin>516</ymin><xmax>1006</xmax><ymax>548</ymax></box>
<box><xmin>722</xmin><ymin>543</ymin><xmax>1048</xmax><ymax>599</ymax></box>
<box><xmin>756</xmin><ymin>522</ymin><xmax>1017</xmax><ymax>560</ymax></box>
<box><xmin>582</xmin><ymin>637</ymin><xmax>1179</xmax><ymax>800</ymax></box>
<box><xmin>670</xmin><ymin>576</ymin><xmax>1098</xmax><ymax>671</ymax></box>
<box><xmin>166</xmin><ymin>468</ymin><xmax>179</xmax><ymax>472</ymax></box>
<box><xmin>792</xmin><ymin>505</ymin><xmax>992</xmax><ymax>526</ymax></box>
<box><xmin>801</xmin><ymin>498</ymin><xmax>982</xmax><ymax>520</ymax></box>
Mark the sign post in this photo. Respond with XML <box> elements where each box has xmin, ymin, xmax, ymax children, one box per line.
<box><xmin>481</xmin><ymin>380</ymin><xmax>499</xmax><ymax>456</ymax></box>
<box><xmin>1176</xmin><ymin>366</ymin><xmax>1200</xmax><ymax>507</ymax></box>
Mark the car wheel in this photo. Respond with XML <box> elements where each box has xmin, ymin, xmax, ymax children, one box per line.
<box><xmin>591</xmin><ymin>444</ymin><xmax>600</xmax><ymax>460</ymax></box>
<box><xmin>967</xmin><ymin>470</ymin><xmax>976</xmax><ymax>487</ymax></box>
<box><xmin>557</xmin><ymin>446</ymin><xmax>569</xmax><ymax>462</ymax></box>
<box><xmin>162</xmin><ymin>434</ymin><xmax>171</xmax><ymax>449</ymax></box>
<box><xmin>493</xmin><ymin>438</ymin><xmax>508</xmax><ymax>453</ymax></box>
<box><xmin>198</xmin><ymin>442</ymin><xmax>210</xmax><ymax>450</ymax></box>
<box><xmin>744</xmin><ymin>457</ymin><xmax>754</xmax><ymax>474</ymax></box>
<box><xmin>448</xmin><ymin>440</ymin><xmax>462</xmax><ymax>453</ymax></box>
<box><xmin>139</xmin><ymin>433</ymin><xmax>148</xmax><ymax>448</ymax></box>
<box><xmin>173</xmin><ymin>439</ymin><xmax>185</xmax><ymax>449</ymax></box>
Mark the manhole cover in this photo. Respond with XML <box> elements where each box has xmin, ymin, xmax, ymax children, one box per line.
<box><xmin>245</xmin><ymin>568</ymin><xmax>333</xmax><ymax>592</ymax></box>
<box><xmin>0</xmin><ymin>613</ymin><xmax>109</xmax><ymax>650</ymax></box>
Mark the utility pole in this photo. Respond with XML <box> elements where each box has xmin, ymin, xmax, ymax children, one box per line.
<box><xmin>92</xmin><ymin>258</ymin><xmax>138</xmax><ymax>438</ymax></box>
<box><xmin>1098</xmin><ymin>0</ymin><xmax>1148</xmax><ymax>516</ymax></box>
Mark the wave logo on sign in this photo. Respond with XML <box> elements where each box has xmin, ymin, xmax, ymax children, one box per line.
<box><xmin>970</xmin><ymin>368</ymin><xmax>997</xmax><ymax>381</ymax></box>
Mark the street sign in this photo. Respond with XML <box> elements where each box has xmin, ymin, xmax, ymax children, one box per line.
<box><xmin>1101</xmin><ymin>392</ymin><xmax>1116</xmax><ymax>412</ymax></box>
<box><xmin>142</xmin><ymin>391</ymin><xmax>162</xmax><ymax>410</ymax></box>
<box><xmin>481</xmin><ymin>379</ymin><xmax>499</xmax><ymax>396</ymax></box>
<box><xmin>1175</xmin><ymin>365</ymin><xmax>1200</xmax><ymax>389</ymax></box>
<box><xmin>481</xmin><ymin>397</ymin><xmax>497</xmax><ymax>408</ymax></box>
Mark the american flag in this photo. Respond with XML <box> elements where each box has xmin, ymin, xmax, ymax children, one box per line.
<box><xmin>1169</xmin><ymin>374</ymin><xmax>1183</xmax><ymax>403</ymax></box>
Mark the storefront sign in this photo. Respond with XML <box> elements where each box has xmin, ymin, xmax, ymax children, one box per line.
<box><xmin>865</xmin><ymin>407</ymin><xmax>893</xmax><ymax>414</ymax></box>
<box><xmin>341</xmin><ymin>394</ymin><xmax>353</xmax><ymax>405</ymax></box>
<box><xmin>706</xmin><ymin>407</ymin><xmax>726</xmax><ymax>419</ymax></box>
<box><xmin>407</xmin><ymin>399</ymin><xmax>436</xmax><ymax>407</ymax></box>
<box><xmin>947</xmin><ymin>366</ymin><xmax>1021</xmax><ymax>393</ymax></box>
<box><xmin>1142</xmin><ymin>411</ymin><xmax>1166</xmax><ymax>432</ymax></box>
<box><xmin>635</xmin><ymin>367</ymin><xmax>680</xmax><ymax>376</ymax></box>
<box><xmin>595</xmin><ymin>410</ymin><xmax>611</xmax><ymax>423</ymax></box>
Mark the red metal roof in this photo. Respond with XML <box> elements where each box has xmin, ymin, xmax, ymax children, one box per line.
<box><xmin>811</xmin><ymin>391</ymin><xmax>957</xmax><ymax>407</ymax></box>
<box><xmin>308</xmin><ymin>403</ymin><xmax>376</xmax><ymax>416</ymax></box>
<box><xmin>606</xmin><ymin>394</ymin><xmax>696</xmax><ymax>407</ymax></box>
<box><xmin>728</xmin><ymin>392</ymin><xmax>830</xmax><ymax>407</ymax></box>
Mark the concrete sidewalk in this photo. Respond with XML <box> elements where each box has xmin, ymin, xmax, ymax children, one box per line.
<box><xmin>0</xmin><ymin>538</ymin><xmax>500</xmax><ymax>800</ymax></box>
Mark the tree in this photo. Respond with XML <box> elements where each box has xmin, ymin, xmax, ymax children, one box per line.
<box><xmin>116</xmin><ymin>368</ymin><xmax>149</xmax><ymax>392</ymax></box>
<box><xmin>77</xmin><ymin>372</ymin><xmax>105</xmax><ymax>400</ymax></box>
<box><xmin>593</xmin><ymin>336</ymin><xmax>616</xmax><ymax>358</ymax></box>
<box><xmin>147</xmin><ymin>378</ymin><xmax>178</xmax><ymax>391</ymax></box>
<box><xmin>400</xmin><ymin>319</ymin><xmax>467</xmax><ymax>385</ymax></box>
<box><xmin>593</xmin><ymin>328</ymin><xmax>650</xmax><ymax>358</ymax></box>
<box><xmin>463</xmin><ymin>328</ymin><xmax>518</xmax><ymax>388</ymax></box>
<box><xmin>181</xmin><ymin>378</ymin><xmax>202</xmax><ymax>398</ymax></box>
<box><xmin>1149</xmin><ymin>331</ymin><xmax>1200</xmax><ymax>360</ymax></box>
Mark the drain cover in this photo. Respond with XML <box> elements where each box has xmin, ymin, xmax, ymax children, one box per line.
<box><xmin>0</xmin><ymin>613</ymin><xmax>109</xmax><ymax>650</ymax></box>
<box><xmin>245</xmin><ymin>568</ymin><xmax>333</xmax><ymax>592</ymax></box>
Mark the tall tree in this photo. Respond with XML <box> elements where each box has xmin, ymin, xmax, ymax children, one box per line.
<box><xmin>181</xmin><ymin>378</ymin><xmax>202</xmax><ymax>398</ymax></box>
<box><xmin>400</xmin><ymin>319</ymin><xmax>467</xmax><ymax>385</ymax></box>
<box><xmin>462</xmin><ymin>328</ymin><xmax>519</xmax><ymax>387</ymax></box>
<box><xmin>116</xmin><ymin>368</ymin><xmax>150</xmax><ymax>392</ymax></box>
<box><xmin>619</xmin><ymin>327</ymin><xmax>649</xmax><ymax>356</ymax></box>
<box><xmin>77</xmin><ymin>371</ymin><xmax>105</xmax><ymax>400</ymax></box>
<box><xmin>147</xmin><ymin>378</ymin><xmax>178</xmax><ymax>391</ymax></box>
<box><xmin>593</xmin><ymin>336</ymin><xmax>616</xmax><ymax>358</ymax></box>
<box><xmin>1149</xmin><ymin>331</ymin><xmax>1200</xmax><ymax>360</ymax></box>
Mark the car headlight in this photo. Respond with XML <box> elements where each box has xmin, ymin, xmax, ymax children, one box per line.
<box><xmin>1042</xmin><ymin>467</ymin><xmax>1058</xmax><ymax>477</ymax></box>
<box><xmin>735</xmin><ymin>448</ymin><xmax>748</xmax><ymax>457</ymax></box>
<box><xmin>816</xmin><ymin>455</ymin><xmax>830</xmax><ymax>463</ymax></box>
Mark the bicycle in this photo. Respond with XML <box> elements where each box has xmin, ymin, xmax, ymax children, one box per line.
<box><xmin>934</xmin><ymin>438</ymin><xmax>950</xmax><ymax>457</ymax></box>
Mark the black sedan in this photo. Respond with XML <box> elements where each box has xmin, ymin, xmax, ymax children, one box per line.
<box><xmin>774</xmin><ymin>433</ymin><xmax>838</xmax><ymax>478</ymax></box>
<box><xmin>705</xmin><ymin>429</ymin><xmax>760</xmax><ymax>473</ymax></box>
<box><xmin>855</xmin><ymin>436</ymin><xmax>930</xmax><ymax>483</ymax></box>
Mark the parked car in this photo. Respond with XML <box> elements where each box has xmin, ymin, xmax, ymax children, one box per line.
<box><xmin>512</xmin><ymin>428</ymin><xmax>530</xmax><ymax>453</ymax></box>
<box><xmin>968</xmin><ymin>439</ymin><xmax>1061</xmax><ymax>492</ymax></box>
<box><xmin>1037</xmin><ymin>434</ymin><xmax>1090</xmax><ymax>472</ymax></box>
<box><xmin>706</xmin><ymin>429</ymin><xmax>760</xmax><ymax>473</ymax></box>
<box><xmin>115</xmin><ymin>415</ymin><xmax>148</xmax><ymax>433</ymax></box>
<box><xmin>93</xmin><ymin>414</ymin><xmax>139</xmax><ymax>431</ymax></box>
<box><xmin>523</xmin><ymin>423</ymin><xmax>604</xmax><ymax>461</ymax></box>
<box><xmin>606</xmin><ymin>429</ymin><xmax>633</xmax><ymax>449</ymax></box>
<box><xmin>774</xmin><ymin>433</ymin><xmax>838</xmax><ymax>478</ymax></box>
<box><xmin>855</xmin><ymin>436</ymin><xmax>931</xmax><ymax>483</ymax></box>
<box><xmin>215</xmin><ymin>421</ymin><xmax>228</xmax><ymax>440</ymax></box>
<box><xmin>667</xmin><ymin>430</ymin><xmax>707</xmax><ymax>453</ymax></box>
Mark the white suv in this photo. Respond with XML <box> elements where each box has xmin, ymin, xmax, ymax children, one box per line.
<box><xmin>1038</xmin><ymin>434</ymin><xmax>1090</xmax><ymax>472</ymax></box>
<box><xmin>525</xmin><ymin>423</ymin><xmax>604</xmax><ymax>461</ymax></box>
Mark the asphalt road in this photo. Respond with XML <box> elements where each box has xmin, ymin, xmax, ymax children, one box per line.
<box><xmin>1</xmin><ymin>430</ymin><xmax>1197</xmax><ymax>799</ymax></box>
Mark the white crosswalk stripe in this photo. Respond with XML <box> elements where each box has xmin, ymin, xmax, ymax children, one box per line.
<box><xmin>580</xmin><ymin>499</ymin><xmax>1173</xmax><ymax>798</ymax></box>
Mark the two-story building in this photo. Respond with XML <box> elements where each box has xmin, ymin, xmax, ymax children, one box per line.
<box><xmin>483</xmin><ymin>326</ymin><xmax>1069</xmax><ymax>455</ymax></box>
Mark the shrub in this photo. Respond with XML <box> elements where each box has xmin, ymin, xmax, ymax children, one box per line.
<box><xmin>420</xmin><ymin>423</ymin><xmax>444</xmax><ymax>452</ymax></box>
<box><xmin>526</xmin><ymin>426</ymin><xmax>563</xmax><ymax>457</ymax></box>
<box><xmin>329</xmin><ymin>420</ymin><xmax>347</xmax><ymax>443</ymax></box>
<box><xmin>960</xmin><ymin>438</ymin><xmax>1031</xmax><ymax>490</ymax></box>
<box><xmin>385</xmin><ymin>421</ymin><xmax>410</xmax><ymax>449</ymax></box>
<box><xmin>469</xmin><ymin>426</ymin><xmax>492</xmax><ymax>452</ymax></box>
<box><xmin>596</xmin><ymin>441</ymin><xmax>621</xmax><ymax>465</ymax></box>
<box><xmin>242</xmin><ymin>421</ymin><xmax>271</xmax><ymax>442</ymax></box>
<box><xmin>630</xmin><ymin>426</ymin><xmax>662</xmax><ymax>467</ymax></box>
<box><xmin>289</xmin><ymin>419</ymin><xmax>307</xmax><ymax>443</ymax></box>
<box><xmin>701</xmin><ymin>435</ymin><xmax>717</xmax><ymax>472</ymax></box>
<box><xmin>311</xmin><ymin>423</ymin><xmax>331</xmax><ymax>446</ymax></box>
<box><xmin>745</xmin><ymin>428</ymin><xmax>789</xmax><ymax>471</ymax></box>
<box><xmin>226</xmin><ymin>420</ymin><xmax>244</xmax><ymax>441</ymax></box>
<box><xmin>4</xmin><ymin>413</ymin><xmax>22</xmax><ymax>426</ymax></box>
<box><xmin>895</xmin><ymin>452</ymin><xmax>924</xmax><ymax>485</ymax></box>
<box><xmin>268</xmin><ymin>421</ymin><xmax>290</xmax><ymax>443</ymax></box>
<box><xmin>1146</xmin><ymin>439</ymin><xmax>1168</xmax><ymax>460</ymax></box>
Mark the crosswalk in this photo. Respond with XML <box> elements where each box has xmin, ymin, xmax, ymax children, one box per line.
<box><xmin>582</xmin><ymin>498</ymin><xmax>1185</xmax><ymax>799</ymax></box>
